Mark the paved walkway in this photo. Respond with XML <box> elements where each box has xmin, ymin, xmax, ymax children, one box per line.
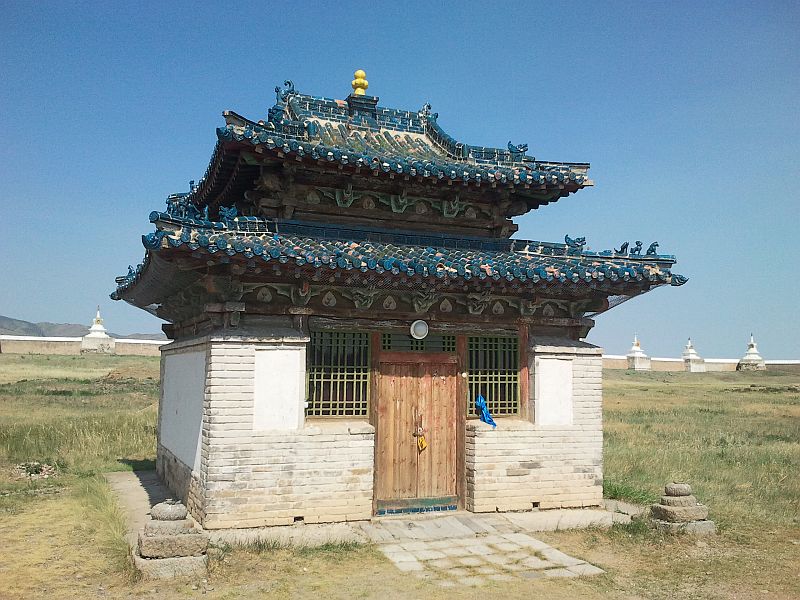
<box><xmin>107</xmin><ymin>471</ymin><xmax>612</xmax><ymax>586</ymax></box>
<box><xmin>106</xmin><ymin>470</ymin><xmax>169</xmax><ymax>546</ymax></box>
<box><xmin>361</xmin><ymin>513</ymin><xmax>605</xmax><ymax>586</ymax></box>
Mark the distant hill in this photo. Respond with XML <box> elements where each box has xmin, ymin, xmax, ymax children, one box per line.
<box><xmin>0</xmin><ymin>315</ymin><xmax>167</xmax><ymax>340</ymax></box>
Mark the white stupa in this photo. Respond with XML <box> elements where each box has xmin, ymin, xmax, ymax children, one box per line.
<box><xmin>626</xmin><ymin>334</ymin><xmax>651</xmax><ymax>371</ymax></box>
<box><xmin>737</xmin><ymin>334</ymin><xmax>766</xmax><ymax>371</ymax></box>
<box><xmin>81</xmin><ymin>306</ymin><xmax>115</xmax><ymax>353</ymax></box>
<box><xmin>682</xmin><ymin>338</ymin><xmax>706</xmax><ymax>372</ymax></box>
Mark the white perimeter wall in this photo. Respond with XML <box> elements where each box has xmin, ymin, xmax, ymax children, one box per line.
<box><xmin>161</xmin><ymin>350</ymin><xmax>206</xmax><ymax>471</ymax></box>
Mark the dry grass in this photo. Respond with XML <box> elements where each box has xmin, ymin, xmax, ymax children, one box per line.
<box><xmin>0</xmin><ymin>355</ymin><xmax>158</xmax><ymax>480</ymax></box>
<box><xmin>0</xmin><ymin>353</ymin><xmax>157</xmax><ymax>385</ymax></box>
<box><xmin>0</xmin><ymin>355</ymin><xmax>798</xmax><ymax>599</ymax></box>
<box><xmin>602</xmin><ymin>369</ymin><xmax>800</xmax><ymax>530</ymax></box>
<box><xmin>0</xmin><ymin>353</ymin><xmax>159</xmax><ymax>597</ymax></box>
<box><xmin>538</xmin><ymin>368</ymin><xmax>800</xmax><ymax>600</ymax></box>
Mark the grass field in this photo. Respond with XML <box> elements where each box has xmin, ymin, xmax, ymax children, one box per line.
<box><xmin>0</xmin><ymin>354</ymin><xmax>797</xmax><ymax>599</ymax></box>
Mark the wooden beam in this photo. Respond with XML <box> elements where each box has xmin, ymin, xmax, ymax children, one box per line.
<box><xmin>518</xmin><ymin>323</ymin><xmax>530</xmax><ymax>421</ymax></box>
<box><xmin>456</xmin><ymin>334</ymin><xmax>467</xmax><ymax>510</ymax></box>
<box><xmin>370</xmin><ymin>331</ymin><xmax>381</xmax><ymax>516</ymax></box>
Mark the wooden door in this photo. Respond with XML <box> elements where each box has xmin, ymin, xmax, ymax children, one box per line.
<box><xmin>375</xmin><ymin>352</ymin><xmax>459</xmax><ymax>511</ymax></box>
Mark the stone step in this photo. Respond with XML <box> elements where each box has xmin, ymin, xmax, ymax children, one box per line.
<box><xmin>653</xmin><ymin>519</ymin><xmax>716</xmax><ymax>535</ymax></box>
<box><xmin>650</xmin><ymin>504</ymin><xmax>709</xmax><ymax>523</ymax></box>
<box><xmin>133</xmin><ymin>551</ymin><xmax>207</xmax><ymax>579</ymax></box>
<box><xmin>143</xmin><ymin>519</ymin><xmax>196</xmax><ymax>535</ymax></box>
<box><xmin>138</xmin><ymin>531</ymin><xmax>209</xmax><ymax>559</ymax></box>
<box><xmin>659</xmin><ymin>495</ymin><xmax>697</xmax><ymax>507</ymax></box>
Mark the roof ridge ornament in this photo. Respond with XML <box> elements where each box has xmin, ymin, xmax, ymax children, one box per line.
<box><xmin>508</xmin><ymin>141</ymin><xmax>528</xmax><ymax>161</ymax></box>
<box><xmin>564</xmin><ymin>234</ymin><xmax>586</xmax><ymax>250</ymax></box>
<box><xmin>274</xmin><ymin>80</ymin><xmax>295</xmax><ymax>103</ymax></box>
<box><xmin>351</xmin><ymin>70</ymin><xmax>368</xmax><ymax>96</ymax></box>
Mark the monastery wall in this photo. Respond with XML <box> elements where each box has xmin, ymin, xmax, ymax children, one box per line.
<box><xmin>0</xmin><ymin>335</ymin><xmax>82</xmax><ymax>355</ymax></box>
<box><xmin>114</xmin><ymin>339</ymin><xmax>167</xmax><ymax>356</ymax></box>
<box><xmin>2</xmin><ymin>334</ymin><xmax>791</xmax><ymax>369</ymax></box>
<box><xmin>601</xmin><ymin>356</ymin><xmax>798</xmax><ymax>372</ymax></box>
<box><xmin>0</xmin><ymin>334</ymin><xmax>165</xmax><ymax>356</ymax></box>
<box><xmin>466</xmin><ymin>340</ymin><xmax>603</xmax><ymax>512</ymax></box>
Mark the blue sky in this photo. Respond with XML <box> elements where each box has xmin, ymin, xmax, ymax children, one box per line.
<box><xmin>1</xmin><ymin>1</ymin><xmax>797</xmax><ymax>358</ymax></box>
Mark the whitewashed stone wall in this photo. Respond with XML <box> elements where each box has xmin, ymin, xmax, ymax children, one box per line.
<box><xmin>202</xmin><ymin>420</ymin><xmax>375</xmax><ymax>529</ymax></box>
<box><xmin>157</xmin><ymin>339</ymin><xmax>209</xmax><ymax>518</ymax></box>
<box><xmin>160</xmin><ymin>349</ymin><xmax>206</xmax><ymax>471</ymax></box>
<box><xmin>157</xmin><ymin>320</ymin><xmax>374</xmax><ymax>530</ymax></box>
<box><xmin>466</xmin><ymin>337</ymin><xmax>603</xmax><ymax>512</ymax></box>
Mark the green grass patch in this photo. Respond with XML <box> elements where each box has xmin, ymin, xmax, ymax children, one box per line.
<box><xmin>75</xmin><ymin>475</ymin><xmax>139</xmax><ymax>580</ymax></box>
<box><xmin>0</xmin><ymin>353</ymin><xmax>159</xmax><ymax>579</ymax></box>
<box><xmin>603</xmin><ymin>479</ymin><xmax>658</xmax><ymax>504</ymax></box>
<box><xmin>603</xmin><ymin>369</ymin><xmax>800</xmax><ymax>530</ymax></box>
<box><xmin>295</xmin><ymin>540</ymin><xmax>365</xmax><ymax>557</ymax></box>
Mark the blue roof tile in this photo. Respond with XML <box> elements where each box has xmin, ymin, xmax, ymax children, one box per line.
<box><xmin>197</xmin><ymin>82</ymin><xmax>592</xmax><ymax>195</ymax></box>
<box><xmin>112</xmin><ymin>212</ymin><xmax>686</xmax><ymax>298</ymax></box>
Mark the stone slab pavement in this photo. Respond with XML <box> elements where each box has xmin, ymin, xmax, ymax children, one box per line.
<box><xmin>105</xmin><ymin>470</ymin><xmax>170</xmax><ymax>546</ymax></box>
<box><xmin>108</xmin><ymin>471</ymin><xmax>615</xmax><ymax>586</ymax></box>
<box><xmin>361</xmin><ymin>512</ymin><xmax>606</xmax><ymax>587</ymax></box>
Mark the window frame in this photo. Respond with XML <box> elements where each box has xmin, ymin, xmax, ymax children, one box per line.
<box><xmin>306</xmin><ymin>330</ymin><xmax>371</xmax><ymax>418</ymax></box>
<box><xmin>466</xmin><ymin>335</ymin><xmax>520</xmax><ymax>417</ymax></box>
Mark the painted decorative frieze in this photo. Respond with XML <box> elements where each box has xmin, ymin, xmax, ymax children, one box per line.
<box><xmin>298</xmin><ymin>185</ymin><xmax>486</xmax><ymax>219</ymax></box>
<box><xmin>238</xmin><ymin>282</ymin><xmax>590</xmax><ymax>321</ymax></box>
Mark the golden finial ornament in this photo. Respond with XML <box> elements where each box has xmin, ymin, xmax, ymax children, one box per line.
<box><xmin>351</xmin><ymin>69</ymin><xmax>368</xmax><ymax>96</ymax></box>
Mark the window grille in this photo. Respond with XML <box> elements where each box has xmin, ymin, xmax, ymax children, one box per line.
<box><xmin>467</xmin><ymin>336</ymin><xmax>519</xmax><ymax>416</ymax></box>
<box><xmin>307</xmin><ymin>331</ymin><xmax>370</xmax><ymax>417</ymax></box>
<box><xmin>381</xmin><ymin>333</ymin><xmax>456</xmax><ymax>352</ymax></box>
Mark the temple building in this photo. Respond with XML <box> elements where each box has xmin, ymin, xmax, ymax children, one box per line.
<box><xmin>112</xmin><ymin>72</ymin><xmax>686</xmax><ymax>529</ymax></box>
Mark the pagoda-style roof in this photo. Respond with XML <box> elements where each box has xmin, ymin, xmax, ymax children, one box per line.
<box><xmin>186</xmin><ymin>79</ymin><xmax>591</xmax><ymax>216</ymax></box>
<box><xmin>112</xmin><ymin>207</ymin><xmax>686</xmax><ymax>324</ymax></box>
<box><xmin>112</xmin><ymin>72</ymin><xmax>684</xmax><ymax>334</ymax></box>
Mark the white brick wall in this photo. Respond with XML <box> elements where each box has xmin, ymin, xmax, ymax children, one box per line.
<box><xmin>158</xmin><ymin>339</ymin><xmax>210</xmax><ymax>520</ymax></box>
<box><xmin>466</xmin><ymin>338</ymin><xmax>603</xmax><ymax>512</ymax></box>
<box><xmin>159</xmin><ymin>327</ymin><xmax>601</xmax><ymax>527</ymax></box>
<box><xmin>202</xmin><ymin>423</ymin><xmax>374</xmax><ymax>529</ymax></box>
<box><xmin>159</xmin><ymin>329</ymin><xmax>375</xmax><ymax>530</ymax></box>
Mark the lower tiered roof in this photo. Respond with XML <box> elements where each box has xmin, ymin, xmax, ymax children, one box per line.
<box><xmin>112</xmin><ymin>208</ymin><xmax>686</xmax><ymax>317</ymax></box>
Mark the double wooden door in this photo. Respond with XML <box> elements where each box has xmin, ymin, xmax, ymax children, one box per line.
<box><xmin>374</xmin><ymin>352</ymin><xmax>460</xmax><ymax>511</ymax></box>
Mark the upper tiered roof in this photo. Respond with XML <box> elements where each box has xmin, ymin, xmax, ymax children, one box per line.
<box><xmin>187</xmin><ymin>74</ymin><xmax>592</xmax><ymax>214</ymax></box>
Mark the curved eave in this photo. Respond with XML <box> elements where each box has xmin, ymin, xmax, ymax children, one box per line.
<box><xmin>115</xmin><ymin>215</ymin><xmax>686</xmax><ymax>295</ymax></box>
<box><xmin>184</xmin><ymin>134</ymin><xmax>589</xmax><ymax>214</ymax></box>
<box><xmin>217</xmin><ymin>122</ymin><xmax>591</xmax><ymax>188</ymax></box>
<box><xmin>183</xmin><ymin>139</ymin><xmax>260</xmax><ymax>210</ymax></box>
<box><xmin>111</xmin><ymin>252</ymin><xmax>202</xmax><ymax>312</ymax></box>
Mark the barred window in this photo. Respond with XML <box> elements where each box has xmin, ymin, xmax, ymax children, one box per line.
<box><xmin>467</xmin><ymin>336</ymin><xmax>520</xmax><ymax>416</ymax></box>
<box><xmin>306</xmin><ymin>331</ymin><xmax>370</xmax><ymax>417</ymax></box>
<box><xmin>381</xmin><ymin>332</ymin><xmax>456</xmax><ymax>352</ymax></box>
